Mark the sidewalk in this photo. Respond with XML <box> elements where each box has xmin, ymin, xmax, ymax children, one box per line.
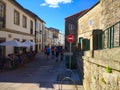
<box><xmin>0</xmin><ymin>53</ymin><xmax>83</xmax><ymax>90</ymax></box>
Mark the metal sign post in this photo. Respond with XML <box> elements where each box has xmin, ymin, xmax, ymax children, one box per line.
<box><xmin>69</xmin><ymin>42</ymin><xmax>72</xmax><ymax>69</ymax></box>
<box><xmin>67</xmin><ymin>34</ymin><xmax>74</xmax><ymax>69</ymax></box>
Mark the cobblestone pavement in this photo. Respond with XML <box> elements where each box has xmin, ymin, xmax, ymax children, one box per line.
<box><xmin>0</xmin><ymin>53</ymin><xmax>83</xmax><ymax>90</ymax></box>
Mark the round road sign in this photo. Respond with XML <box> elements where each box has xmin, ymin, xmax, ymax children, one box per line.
<box><xmin>67</xmin><ymin>34</ymin><xmax>74</xmax><ymax>43</ymax></box>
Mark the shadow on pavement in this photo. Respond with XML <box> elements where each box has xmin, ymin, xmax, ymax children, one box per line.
<box><xmin>0</xmin><ymin>53</ymin><xmax>83</xmax><ymax>89</ymax></box>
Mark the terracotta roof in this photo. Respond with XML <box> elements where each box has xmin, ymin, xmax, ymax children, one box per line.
<box><xmin>65</xmin><ymin>9</ymin><xmax>89</xmax><ymax>20</ymax></box>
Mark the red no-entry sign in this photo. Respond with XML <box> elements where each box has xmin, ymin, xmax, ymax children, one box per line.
<box><xmin>67</xmin><ymin>34</ymin><xmax>74</xmax><ymax>43</ymax></box>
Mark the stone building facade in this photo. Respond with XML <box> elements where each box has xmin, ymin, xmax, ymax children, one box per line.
<box><xmin>35</xmin><ymin>16</ymin><xmax>45</xmax><ymax>53</ymax></box>
<box><xmin>65</xmin><ymin>10</ymin><xmax>88</xmax><ymax>51</ymax></box>
<box><xmin>78</xmin><ymin>2</ymin><xmax>101</xmax><ymax>51</ymax></box>
<box><xmin>43</xmin><ymin>27</ymin><xmax>64</xmax><ymax>48</ymax></box>
<box><xmin>25</xmin><ymin>9</ymin><xmax>45</xmax><ymax>53</ymax></box>
<box><xmin>47</xmin><ymin>27</ymin><xmax>61</xmax><ymax>46</ymax></box>
<box><xmin>79</xmin><ymin>0</ymin><xmax>120</xmax><ymax>90</ymax></box>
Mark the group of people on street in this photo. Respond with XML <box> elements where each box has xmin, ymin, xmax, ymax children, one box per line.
<box><xmin>44</xmin><ymin>45</ymin><xmax>64</xmax><ymax>62</ymax></box>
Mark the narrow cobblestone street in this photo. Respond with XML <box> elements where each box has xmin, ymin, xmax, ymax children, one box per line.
<box><xmin>0</xmin><ymin>53</ymin><xmax>83</xmax><ymax>90</ymax></box>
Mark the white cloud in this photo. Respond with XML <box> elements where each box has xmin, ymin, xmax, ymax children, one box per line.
<box><xmin>40</xmin><ymin>0</ymin><xmax>72</xmax><ymax>8</ymax></box>
<box><xmin>40</xmin><ymin>3</ymin><xmax>47</xmax><ymax>6</ymax></box>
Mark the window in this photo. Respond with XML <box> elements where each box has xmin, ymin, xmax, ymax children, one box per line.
<box><xmin>106</xmin><ymin>26</ymin><xmax>114</xmax><ymax>48</ymax></box>
<box><xmin>39</xmin><ymin>23</ymin><xmax>42</xmax><ymax>34</ymax></box>
<box><xmin>14</xmin><ymin>10</ymin><xmax>20</xmax><ymax>25</ymax></box>
<box><xmin>114</xmin><ymin>23</ymin><xmax>119</xmax><ymax>46</ymax></box>
<box><xmin>68</xmin><ymin>23</ymin><xmax>74</xmax><ymax>33</ymax></box>
<box><xmin>0</xmin><ymin>3</ymin><xmax>4</xmax><ymax>17</ymax></box>
<box><xmin>103</xmin><ymin>22</ymin><xmax>120</xmax><ymax>49</ymax></box>
<box><xmin>110</xmin><ymin>26</ymin><xmax>114</xmax><ymax>48</ymax></box>
<box><xmin>69</xmin><ymin>23</ymin><xmax>74</xmax><ymax>30</ymax></box>
<box><xmin>0</xmin><ymin>2</ymin><xmax>5</xmax><ymax>28</ymax></box>
<box><xmin>83</xmin><ymin>39</ymin><xmax>90</xmax><ymax>51</ymax></box>
<box><xmin>39</xmin><ymin>23</ymin><xmax>42</xmax><ymax>30</ymax></box>
<box><xmin>89</xmin><ymin>19</ymin><xmax>93</xmax><ymax>26</ymax></box>
<box><xmin>36</xmin><ymin>21</ymin><xmax>38</xmax><ymax>29</ymax></box>
<box><xmin>80</xmin><ymin>25</ymin><xmax>83</xmax><ymax>29</ymax></box>
<box><xmin>22</xmin><ymin>15</ymin><xmax>27</xmax><ymax>28</ymax></box>
<box><xmin>30</xmin><ymin>20</ymin><xmax>33</xmax><ymax>34</ymax></box>
<box><xmin>103</xmin><ymin>29</ymin><xmax>109</xmax><ymax>48</ymax></box>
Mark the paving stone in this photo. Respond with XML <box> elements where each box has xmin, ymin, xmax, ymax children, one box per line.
<box><xmin>0</xmin><ymin>53</ymin><xmax>83</xmax><ymax>90</ymax></box>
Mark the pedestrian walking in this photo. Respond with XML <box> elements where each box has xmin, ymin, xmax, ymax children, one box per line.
<box><xmin>51</xmin><ymin>46</ymin><xmax>55</xmax><ymax>59</ymax></box>
<box><xmin>46</xmin><ymin>46</ymin><xmax>51</xmax><ymax>60</ymax></box>
<box><xmin>44</xmin><ymin>46</ymin><xmax>47</xmax><ymax>55</ymax></box>
<box><xmin>60</xmin><ymin>46</ymin><xmax>64</xmax><ymax>61</ymax></box>
<box><xmin>55</xmin><ymin>46</ymin><xmax>59</xmax><ymax>62</ymax></box>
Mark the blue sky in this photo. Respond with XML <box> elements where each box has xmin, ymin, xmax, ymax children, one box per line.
<box><xmin>16</xmin><ymin>0</ymin><xmax>98</xmax><ymax>34</ymax></box>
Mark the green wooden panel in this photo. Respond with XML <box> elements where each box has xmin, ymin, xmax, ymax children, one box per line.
<box><xmin>79</xmin><ymin>37</ymin><xmax>83</xmax><ymax>43</ymax></box>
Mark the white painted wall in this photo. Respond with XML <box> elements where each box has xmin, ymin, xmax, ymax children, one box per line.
<box><xmin>0</xmin><ymin>31</ymin><xmax>35</xmax><ymax>56</ymax></box>
<box><xmin>0</xmin><ymin>0</ymin><xmax>36</xmax><ymax>56</ymax></box>
<box><xmin>35</xmin><ymin>19</ymin><xmax>45</xmax><ymax>51</ymax></box>
<box><xmin>58</xmin><ymin>33</ymin><xmax>65</xmax><ymax>46</ymax></box>
<box><xmin>5</xmin><ymin>0</ymin><xmax>35</xmax><ymax>34</ymax></box>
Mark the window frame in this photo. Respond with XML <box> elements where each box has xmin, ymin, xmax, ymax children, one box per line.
<box><xmin>102</xmin><ymin>22</ymin><xmax>120</xmax><ymax>49</ymax></box>
<box><xmin>14</xmin><ymin>9</ymin><xmax>20</xmax><ymax>25</ymax></box>
<box><xmin>22</xmin><ymin>15</ymin><xmax>27</xmax><ymax>28</ymax></box>
<box><xmin>68</xmin><ymin>23</ymin><xmax>74</xmax><ymax>33</ymax></box>
<box><xmin>89</xmin><ymin>19</ymin><xmax>93</xmax><ymax>26</ymax></box>
<box><xmin>113</xmin><ymin>22</ymin><xmax>120</xmax><ymax>47</ymax></box>
<box><xmin>0</xmin><ymin>2</ymin><xmax>5</xmax><ymax>28</ymax></box>
<box><xmin>103</xmin><ymin>29</ymin><xmax>109</xmax><ymax>49</ymax></box>
<box><xmin>30</xmin><ymin>20</ymin><xmax>33</xmax><ymax>34</ymax></box>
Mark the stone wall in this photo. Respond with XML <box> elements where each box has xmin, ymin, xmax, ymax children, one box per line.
<box><xmin>100</xmin><ymin>0</ymin><xmax>120</xmax><ymax>30</ymax></box>
<box><xmin>79</xmin><ymin>0</ymin><xmax>120</xmax><ymax>90</ymax></box>
<box><xmin>78</xmin><ymin>2</ymin><xmax>101</xmax><ymax>35</ymax></box>
<box><xmin>78</xmin><ymin>2</ymin><xmax>101</xmax><ymax>51</ymax></box>
<box><xmin>82</xmin><ymin>45</ymin><xmax>120</xmax><ymax>90</ymax></box>
<box><xmin>65</xmin><ymin>17</ymin><xmax>78</xmax><ymax>52</ymax></box>
<box><xmin>83</xmin><ymin>56</ymin><xmax>120</xmax><ymax>90</ymax></box>
<box><xmin>81</xmin><ymin>47</ymin><xmax>120</xmax><ymax>90</ymax></box>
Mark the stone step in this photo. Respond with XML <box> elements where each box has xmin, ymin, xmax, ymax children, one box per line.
<box><xmin>53</xmin><ymin>84</ymin><xmax>84</xmax><ymax>90</ymax></box>
<box><xmin>40</xmin><ymin>88</ymin><xmax>53</xmax><ymax>90</ymax></box>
